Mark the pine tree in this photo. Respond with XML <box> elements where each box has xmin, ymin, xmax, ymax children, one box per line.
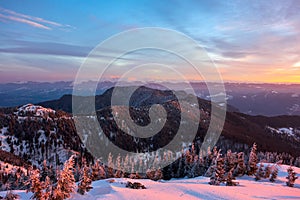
<box><xmin>114</xmin><ymin>154</ymin><xmax>123</xmax><ymax>178</ymax></box>
<box><xmin>264</xmin><ymin>164</ymin><xmax>271</xmax><ymax>178</ymax></box>
<box><xmin>225</xmin><ymin>150</ymin><xmax>236</xmax><ymax>173</ymax></box>
<box><xmin>286</xmin><ymin>166</ymin><xmax>298</xmax><ymax>187</ymax></box>
<box><xmin>234</xmin><ymin>152</ymin><xmax>246</xmax><ymax>177</ymax></box>
<box><xmin>269</xmin><ymin>166</ymin><xmax>278</xmax><ymax>182</ymax></box>
<box><xmin>146</xmin><ymin>168</ymin><xmax>163</xmax><ymax>181</ymax></box>
<box><xmin>41</xmin><ymin>160</ymin><xmax>48</xmax><ymax>182</ymax></box>
<box><xmin>209</xmin><ymin>151</ymin><xmax>225</xmax><ymax>186</ymax></box>
<box><xmin>154</xmin><ymin>168</ymin><xmax>163</xmax><ymax>181</ymax></box>
<box><xmin>54</xmin><ymin>155</ymin><xmax>76</xmax><ymax>200</ymax></box>
<box><xmin>255</xmin><ymin>164</ymin><xmax>264</xmax><ymax>181</ymax></box>
<box><xmin>91</xmin><ymin>160</ymin><xmax>106</xmax><ymax>181</ymax></box>
<box><xmin>28</xmin><ymin>169</ymin><xmax>44</xmax><ymax>200</ymax></box>
<box><xmin>226</xmin><ymin>168</ymin><xmax>238</xmax><ymax>186</ymax></box>
<box><xmin>247</xmin><ymin>143</ymin><xmax>258</xmax><ymax>175</ymax></box>
<box><xmin>205</xmin><ymin>147</ymin><xmax>220</xmax><ymax>177</ymax></box>
<box><xmin>106</xmin><ymin>153</ymin><xmax>114</xmax><ymax>178</ymax></box>
<box><xmin>43</xmin><ymin>176</ymin><xmax>53</xmax><ymax>200</ymax></box>
<box><xmin>77</xmin><ymin>164</ymin><xmax>93</xmax><ymax>195</ymax></box>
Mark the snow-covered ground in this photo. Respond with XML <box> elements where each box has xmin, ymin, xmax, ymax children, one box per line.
<box><xmin>1</xmin><ymin>164</ymin><xmax>299</xmax><ymax>200</ymax></box>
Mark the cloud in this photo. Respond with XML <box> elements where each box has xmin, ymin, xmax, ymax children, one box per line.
<box><xmin>0</xmin><ymin>6</ymin><xmax>74</xmax><ymax>30</ymax></box>
<box><xmin>292</xmin><ymin>62</ymin><xmax>300</xmax><ymax>68</ymax></box>
<box><xmin>0</xmin><ymin>13</ymin><xmax>51</xmax><ymax>30</ymax></box>
<box><xmin>0</xmin><ymin>40</ymin><xmax>91</xmax><ymax>57</ymax></box>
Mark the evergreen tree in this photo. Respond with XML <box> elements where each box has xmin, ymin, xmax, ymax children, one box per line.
<box><xmin>225</xmin><ymin>150</ymin><xmax>236</xmax><ymax>173</ymax></box>
<box><xmin>247</xmin><ymin>143</ymin><xmax>258</xmax><ymax>175</ymax></box>
<box><xmin>234</xmin><ymin>152</ymin><xmax>246</xmax><ymax>177</ymax></box>
<box><xmin>264</xmin><ymin>164</ymin><xmax>271</xmax><ymax>178</ymax></box>
<box><xmin>106</xmin><ymin>153</ymin><xmax>114</xmax><ymax>178</ymax></box>
<box><xmin>91</xmin><ymin>160</ymin><xmax>106</xmax><ymax>181</ymax></box>
<box><xmin>114</xmin><ymin>154</ymin><xmax>123</xmax><ymax>178</ymax></box>
<box><xmin>205</xmin><ymin>147</ymin><xmax>220</xmax><ymax>177</ymax></box>
<box><xmin>226</xmin><ymin>168</ymin><xmax>238</xmax><ymax>186</ymax></box>
<box><xmin>176</xmin><ymin>157</ymin><xmax>185</xmax><ymax>178</ymax></box>
<box><xmin>77</xmin><ymin>164</ymin><xmax>93</xmax><ymax>195</ymax></box>
<box><xmin>269</xmin><ymin>166</ymin><xmax>278</xmax><ymax>182</ymax></box>
<box><xmin>43</xmin><ymin>176</ymin><xmax>53</xmax><ymax>200</ymax></box>
<box><xmin>286</xmin><ymin>166</ymin><xmax>298</xmax><ymax>187</ymax></box>
<box><xmin>54</xmin><ymin>155</ymin><xmax>76</xmax><ymax>200</ymax></box>
<box><xmin>209</xmin><ymin>151</ymin><xmax>225</xmax><ymax>185</ymax></box>
<box><xmin>41</xmin><ymin>160</ymin><xmax>48</xmax><ymax>182</ymax></box>
<box><xmin>146</xmin><ymin>168</ymin><xmax>163</xmax><ymax>181</ymax></box>
<box><xmin>28</xmin><ymin>169</ymin><xmax>44</xmax><ymax>200</ymax></box>
<box><xmin>255</xmin><ymin>164</ymin><xmax>264</xmax><ymax>181</ymax></box>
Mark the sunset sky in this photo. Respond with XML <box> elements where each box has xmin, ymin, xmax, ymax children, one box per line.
<box><xmin>1</xmin><ymin>0</ymin><xmax>300</xmax><ymax>83</ymax></box>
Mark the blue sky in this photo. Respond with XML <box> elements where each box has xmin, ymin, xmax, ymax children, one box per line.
<box><xmin>1</xmin><ymin>0</ymin><xmax>300</xmax><ymax>83</ymax></box>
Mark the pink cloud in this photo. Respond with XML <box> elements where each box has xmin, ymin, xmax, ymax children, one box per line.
<box><xmin>0</xmin><ymin>7</ymin><xmax>62</xmax><ymax>27</ymax></box>
<box><xmin>0</xmin><ymin>13</ymin><xmax>51</xmax><ymax>30</ymax></box>
<box><xmin>0</xmin><ymin>7</ymin><xmax>74</xmax><ymax>30</ymax></box>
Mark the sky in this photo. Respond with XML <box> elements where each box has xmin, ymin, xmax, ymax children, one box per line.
<box><xmin>1</xmin><ymin>0</ymin><xmax>300</xmax><ymax>83</ymax></box>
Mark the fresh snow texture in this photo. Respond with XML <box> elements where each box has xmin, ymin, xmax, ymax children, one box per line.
<box><xmin>16</xmin><ymin>104</ymin><xmax>55</xmax><ymax>117</ymax></box>
<box><xmin>1</xmin><ymin>164</ymin><xmax>299</xmax><ymax>200</ymax></box>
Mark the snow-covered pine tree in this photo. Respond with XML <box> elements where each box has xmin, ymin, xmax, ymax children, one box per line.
<box><xmin>225</xmin><ymin>150</ymin><xmax>236</xmax><ymax>173</ymax></box>
<box><xmin>247</xmin><ymin>143</ymin><xmax>258</xmax><ymax>176</ymax></box>
<box><xmin>54</xmin><ymin>155</ymin><xmax>76</xmax><ymax>200</ymax></box>
<box><xmin>114</xmin><ymin>154</ymin><xmax>123</xmax><ymax>178</ymax></box>
<box><xmin>146</xmin><ymin>168</ymin><xmax>163</xmax><ymax>181</ymax></box>
<box><xmin>77</xmin><ymin>164</ymin><xmax>93</xmax><ymax>195</ymax></box>
<box><xmin>226</xmin><ymin>168</ymin><xmax>238</xmax><ymax>186</ymax></box>
<box><xmin>41</xmin><ymin>160</ymin><xmax>48</xmax><ymax>182</ymax></box>
<box><xmin>43</xmin><ymin>176</ymin><xmax>53</xmax><ymax>200</ymax></box>
<box><xmin>286</xmin><ymin>166</ymin><xmax>298</xmax><ymax>187</ymax></box>
<box><xmin>234</xmin><ymin>152</ymin><xmax>246</xmax><ymax>177</ymax></box>
<box><xmin>255</xmin><ymin>164</ymin><xmax>264</xmax><ymax>181</ymax></box>
<box><xmin>91</xmin><ymin>160</ymin><xmax>100</xmax><ymax>181</ymax></box>
<box><xmin>184</xmin><ymin>149</ymin><xmax>194</xmax><ymax>178</ymax></box>
<box><xmin>28</xmin><ymin>169</ymin><xmax>44</xmax><ymax>200</ymax></box>
<box><xmin>269</xmin><ymin>166</ymin><xmax>278</xmax><ymax>182</ymax></box>
<box><xmin>205</xmin><ymin>147</ymin><xmax>220</xmax><ymax>177</ymax></box>
<box><xmin>106</xmin><ymin>153</ymin><xmax>114</xmax><ymax>178</ymax></box>
<box><xmin>264</xmin><ymin>164</ymin><xmax>271</xmax><ymax>178</ymax></box>
<box><xmin>123</xmin><ymin>154</ymin><xmax>130</xmax><ymax>173</ymax></box>
<box><xmin>154</xmin><ymin>168</ymin><xmax>163</xmax><ymax>181</ymax></box>
<box><xmin>175</xmin><ymin>156</ymin><xmax>184</xmax><ymax>178</ymax></box>
<box><xmin>209</xmin><ymin>151</ymin><xmax>225</xmax><ymax>186</ymax></box>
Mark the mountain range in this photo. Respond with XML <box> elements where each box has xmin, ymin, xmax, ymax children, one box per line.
<box><xmin>0</xmin><ymin>81</ymin><xmax>299</xmax><ymax>116</ymax></box>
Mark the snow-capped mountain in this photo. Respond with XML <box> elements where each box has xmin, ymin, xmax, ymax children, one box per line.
<box><xmin>0</xmin><ymin>86</ymin><xmax>300</xmax><ymax>173</ymax></box>
<box><xmin>0</xmin><ymin>104</ymin><xmax>92</xmax><ymax>168</ymax></box>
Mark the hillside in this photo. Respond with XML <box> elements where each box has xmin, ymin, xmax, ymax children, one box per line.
<box><xmin>0</xmin><ymin>104</ymin><xmax>92</xmax><ymax>167</ymax></box>
<box><xmin>39</xmin><ymin>86</ymin><xmax>300</xmax><ymax>157</ymax></box>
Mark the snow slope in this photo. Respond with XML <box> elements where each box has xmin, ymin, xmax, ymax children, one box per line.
<box><xmin>72</xmin><ymin>165</ymin><xmax>300</xmax><ymax>200</ymax></box>
<box><xmin>1</xmin><ymin>164</ymin><xmax>299</xmax><ymax>200</ymax></box>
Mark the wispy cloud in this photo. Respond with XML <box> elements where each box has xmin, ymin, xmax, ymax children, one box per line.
<box><xmin>0</xmin><ymin>7</ymin><xmax>74</xmax><ymax>30</ymax></box>
<box><xmin>0</xmin><ymin>40</ymin><xmax>91</xmax><ymax>57</ymax></box>
<box><xmin>0</xmin><ymin>13</ymin><xmax>51</xmax><ymax>30</ymax></box>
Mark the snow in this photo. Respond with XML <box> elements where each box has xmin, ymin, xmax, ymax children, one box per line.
<box><xmin>266</xmin><ymin>126</ymin><xmax>299</xmax><ymax>138</ymax></box>
<box><xmin>278</xmin><ymin>128</ymin><xmax>294</xmax><ymax>136</ymax></box>
<box><xmin>71</xmin><ymin>164</ymin><xmax>300</xmax><ymax>200</ymax></box>
<box><xmin>16</xmin><ymin>104</ymin><xmax>55</xmax><ymax>117</ymax></box>
<box><xmin>2</xmin><ymin>164</ymin><xmax>299</xmax><ymax>200</ymax></box>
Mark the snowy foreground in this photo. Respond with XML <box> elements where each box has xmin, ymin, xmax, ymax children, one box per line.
<box><xmin>1</xmin><ymin>164</ymin><xmax>299</xmax><ymax>200</ymax></box>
